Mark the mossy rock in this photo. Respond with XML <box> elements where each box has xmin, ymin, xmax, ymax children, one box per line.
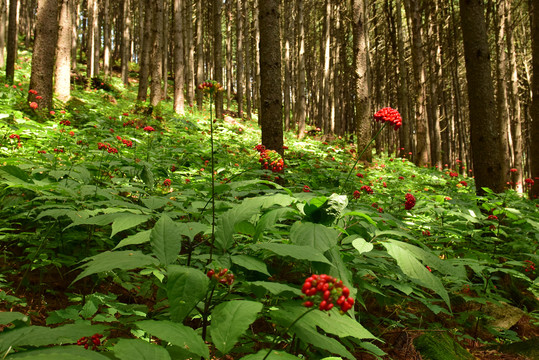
<box><xmin>414</xmin><ymin>332</ymin><xmax>475</xmax><ymax>360</ymax></box>
<box><xmin>498</xmin><ymin>337</ymin><xmax>539</xmax><ymax>359</ymax></box>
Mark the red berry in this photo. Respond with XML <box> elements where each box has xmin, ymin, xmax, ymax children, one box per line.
<box><xmin>342</xmin><ymin>287</ymin><xmax>350</xmax><ymax>298</ymax></box>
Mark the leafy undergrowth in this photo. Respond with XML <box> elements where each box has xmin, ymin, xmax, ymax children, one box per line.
<box><xmin>0</xmin><ymin>59</ymin><xmax>538</xmax><ymax>360</ymax></box>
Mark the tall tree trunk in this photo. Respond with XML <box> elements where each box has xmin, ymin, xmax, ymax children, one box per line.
<box><xmin>0</xmin><ymin>0</ymin><xmax>6</xmax><ymax>68</ymax></box>
<box><xmin>253</xmin><ymin>0</ymin><xmax>261</xmax><ymax>116</ymax></box>
<box><xmin>54</xmin><ymin>0</ymin><xmax>72</xmax><ymax>102</ymax></box>
<box><xmin>136</xmin><ymin>0</ymin><xmax>151</xmax><ymax>101</ymax></box>
<box><xmin>103</xmin><ymin>0</ymin><xmax>111</xmax><ymax>77</ymax></box>
<box><xmin>225</xmin><ymin>0</ymin><xmax>232</xmax><ymax>109</ymax></box>
<box><xmin>295</xmin><ymin>0</ymin><xmax>306</xmax><ymax>139</ymax></box>
<box><xmin>28</xmin><ymin>0</ymin><xmax>58</xmax><ymax>111</ymax></box>
<box><xmin>244</xmin><ymin>0</ymin><xmax>251</xmax><ymax>119</ymax></box>
<box><xmin>71</xmin><ymin>0</ymin><xmax>78</xmax><ymax>71</ymax></box>
<box><xmin>173</xmin><ymin>0</ymin><xmax>185</xmax><ymax>114</ymax></box>
<box><xmin>460</xmin><ymin>0</ymin><xmax>507</xmax><ymax>194</ymax></box>
<box><xmin>395</xmin><ymin>0</ymin><xmax>411</xmax><ymax>156</ymax></box>
<box><xmin>121</xmin><ymin>0</ymin><xmax>131</xmax><ymax>85</ymax></box>
<box><xmin>5</xmin><ymin>0</ymin><xmax>18</xmax><ymax>84</ymax></box>
<box><xmin>213</xmin><ymin>0</ymin><xmax>223</xmax><ymax>118</ymax></box>
<box><xmin>236</xmin><ymin>0</ymin><xmax>244</xmax><ymax>118</ymax></box>
<box><xmin>162</xmin><ymin>0</ymin><xmax>168</xmax><ymax>99</ymax></box>
<box><xmin>353</xmin><ymin>0</ymin><xmax>371</xmax><ymax>162</ymax></box>
<box><xmin>93</xmin><ymin>0</ymin><xmax>100</xmax><ymax>76</ymax></box>
<box><xmin>195</xmin><ymin>0</ymin><xmax>204</xmax><ymax>109</ymax></box>
<box><xmin>259</xmin><ymin>0</ymin><xmax>283</xmax><ymax>153</ymax></box>
<box><xmin>529</xmin><ymin>0</ymin><xmax>539</xmax><ymax>199</ymax></box>
<box><xmin>87</xmin><ymin>0</ymin><xmax>96</xmax><ymax>80</ymax></box>
<box><xmin>149</xmin><ymin>0</ymin><xmax>163</xmax><ymax>106</ymax></box>
<box><xmin>185</xmin><ymin>0</ymin><xmax>194</xmax><ymax>107</ymax></box>
<box><xmin>404</xmin><ymin>0</ymin><xmax>429</xmax><ymax>166</ymax></box>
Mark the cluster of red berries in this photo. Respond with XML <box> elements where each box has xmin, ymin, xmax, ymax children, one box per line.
<box><xmin>525</xmin><ymin>178</ymin><xmax>535</xmax><ymax>186</ymax></box>
<box><xmin>163</xmin><ymin>179</ymin><xmax>172</xmax><ymax>187</ymax></box>
<box><xmin>123</xmin><ymin>120</ymin><xmax>136</xmax><ymax>127</ymax></box>
<box><xmin>301</xmin><ymin>274</ymin><xmax>355</xmax><ymax>313</ymax></box>
<box><xmin>254</xmin><ymin>145</ymin><xmax>284</xmax><ymax>173</ymax></box>
<box><xmin>422</xmin><ymin>230</ymin><xmax>431</xmax><ymax>236</ymax></box>
<box><xmin>198</xmin><ymin>81</ymin><xmax>224</xmax><ymax>95</ymax></box>
<box><xmin>143</xmin><ymin>126</ymin><xmax>155</xmax><ymax>132</ymax></box>
<box><xmin>487</xmin><ymin>215</ymin><xmax>498</xmax><ymax>221</ymax></box>
<box><xmin>37</xmin><ymin>150</ymin><xmax>46</xmax><ymax>154</ymax></box>
<box><xmin>360</xmin><ymin>185</ymin><xmax>373</xmax><ymax>194</ymax></box>
<box><xmin>373</xmin><ymin>107</ymin><xmax>402</xmax><ymax>130</ymax></box>
<box><xmin>29</xmin><ymin>101</ymin><xmax>38</xmax><ymax>110</ymax></box>
<box><xmin>303</xmin><ymin>185</ymin><xmax>311</xmax><ymax>192</ymax></box>
<box><xmin>97</xmin><ymin>142</ymin><xmax>118</xmax><ymax>153</ymax></box>
<box><xmin>77</xmin><ymin>333</ymin><xmax>103</xmax><ymax>350</ymax></box>
<box><xmin>523</xmin><ymin>260</ymin><xmax>535</xmax><ymax>272</ymax></box>
<box><xmin>510</xmin><ymin>168</ymin><xmax>517</xmax><ymax>173</ymax></box>
<box><xmin>53</xmin><ymin>148</ymin><xmax>64</xmax><ymax>153</ymax></box>
<box><xmin>353</xmin><ymin>190</ymin><xmax>361</xmax><ymax>199</ymax></box>
<box><xmin>207</xmin><ymin>268</ymin><xmax>235</xmax><ymax>285</ymax></box>
<box><xmin>404</xmin><ymin>193</ymin><xmax>416</xmax><ymax>210</ymax></box>
<box><xmin>116</xmin><ymin>136</ymin><xmax>133</xmax><ymax>147</ymax></box>
<box><xmin>449</xmin><ymin>171</ymin><xmax>458</xmax><ymax>178</ymax></box>
<box><xmin>28</xmin><ymin>89</ymin><xmax>38</xmax><ymax>95</ymax></box>
<box><xmin>458</xmin><ymin>180</ymin><xmax>468</xmax><ymax>187</ymax></box>
<box><xmin>9</xmin><ymin>134</ymin><xmax>20</xmax><ymax>141</ymax></box>
<box><xmin>59</xmin><ymin>119</ymin><xmax>71</xmax><ymax>126</ymax></box>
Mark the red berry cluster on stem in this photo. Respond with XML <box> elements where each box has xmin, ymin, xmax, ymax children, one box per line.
<box><xmin>77</xmin><ymin>333</ymin><xmax>103</xmax><ymax>350</ymax></box>
<box><xmin>301</xmin><ymin>274</ymin><xmax>355</xmax><ymax>313</ymax></box>
<box><xmin>373</xmin><ymin>107</ymin><xmax>402</xmax><ymax>130</ymax></box>
<box><xmin>254</xmin><ymin>144</ymin><xmax>284</xmax><ymax>173</ymax></box>
<box><xmin>207</xmin><ymin>268</ymin><xmax>235</xmax><ymax>285</ymax></box>
<box><xmin>97</xmin><ymin>142</ymin><xmax>118</xmax><ymax>153</ymax></box>
<box><xmin>198</xmin><ymin>81</ymin><xmax>224</xmax><ymax>95</ymax></box>
<box><xmin>404</xmin><ymin>193</ymin><xmax>416</xmax><ymax>210</ymax></box>
<box><xmin>360</xmin><ymin>185</ymin><xmax>373</xmax><ymax>194</ymax></box>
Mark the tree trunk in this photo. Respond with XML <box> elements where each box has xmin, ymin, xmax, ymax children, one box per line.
<box><xmin>213</xmin><ymin>0</ymin><xmax>224</xmax><ymax>118</ymax></box>
<box><xmin>149</xmin><ymin>0</ymin><xmax>163</xmax><ymax>106</ymax></box>
<box><xmin>54</xmin><ymin>0</ymin><xmax>72</xmax><ymax>102</ymax></box>
<box><xmin>353</xmin><ymin>0</ymin><xmax>372</xmax><ymax>162</ymax></box>
<box><xmin>173</xmin><ymin>0</ymin><xmax>185</xmax><ymax>114</ymax></box>
<box><xmin>5</xmin><ymin>0</ymin><xmax>18</xmax><ymax>84</ymax></box>
<box><xmin>395</xmin><ymin>0</ymin><xmax>411</xmax><ymax>156</ymax></box>
<box><xmin>244</xmin><ymin>0</ymin><xmax>251</xmax><ymax>119</ymax></box>
<box><xmin>225</xmin><ymin>0</ymin><xmax>232</xmax><ymax>109</ymax></box>
<box><xmin>28</xmin><ymin>0</ymin><xmax>58</xmax><ymax>110</ymax></box>
<box><xmin>236</xmin><ymin>0</ymin><xmax>244</xmax><ymax>118</ymax></box>
<box><xmin>87</xmin><ymin>0</ymin><xmax>96</xmax><ymax>80</ymax></box>
<box><xmin>71</xmin><ymin>0</ymin><xmax>78</xmax><ymax>71</ymax></box>
<box><xmin>529</xmin><ymin>0</ymin><xmax>539</xmax><ymax>199</ymax></box>
<box><xmin>103</xmin><ymin>0</ymin><xmax>111</xmax><ymax>77</ymax></box>
<box><xmin>136</xmin><ymin>0</ymin><xmax>151</xmax><ymax>101</ymax></box>
<box><xmin>295</xmin><ymin>0</ymin><xmax>306</xmax><ymax>139</ymax></box>
<box><xmin>121</xmin><ymin>0</ymin><xmax>131</xmax><ymax>85</ymax></box>
<box><xmin>258</xmin><ymin>0</ymin><xmax>283</xmax><ymax>153</ymax></box>
<box><xmin>460</xmin><ymin>0</ymin><xmax>507</xmax><ymax>194</ymax></box>
<box><xmin>185</xmin><ymin>0</ymin><xmax>194</xmax><ymax>107</ymax></box>
<box><xmin>195</xmin><ymin>0</ymin><xmax>204</xmax><ymax>109</ymax></box>
<box><xmin>162</xmin><ymin>0</ymin><xmax>168</xmax><ymax>99</ymax></box>
<box><xmin>0</xmin><ymin>0</ymin><xmax>6</xmax><ymax>68</ymax></box>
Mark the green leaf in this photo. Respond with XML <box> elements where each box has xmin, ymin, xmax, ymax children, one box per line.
<box><xmin>250</xmin><ymin>281</ymin><xmax>302</xmax><ymax>296</ymax></box>
<box><xmin>209</xmin><ymin>300</ymin><xmax>263</xmax><ymax>354</ymax></box>
<box><xmin>0</xmin><ymin>312</ymin><xmax>27</xmax><ymax>325</ymax></box>
<box><xmin>0</xmin><ymin>324</ymin><xmax>108</xmax><ymax>353</ymax></box>
<box><xmin>0</xmin><ymin>165</ymin><xmax>32</xmax><ymax>184</ymax></box>
<box><xmin>382</xmin><ymin>241</ymin><xmax>450</xmax><ymax>308</ymax></box>
<box><xmin>252</xmin><ymin>243</ymin><xmax>332</xmax><ymax>265</ymax></box>
<box><xmin>64</xmin><ymin>213</ymin><xmax>125</xmax><ymax>230</ymax></box>
<box><xmin>240</xmin><ymin>350</ymin><xmax>302</xmax><ymax>360</ymax></box>
<box><xmin>254</xmin><ymin>207</ymin><xmax>299</xmax><ymax>241</ymax></box>
<box><xmin>112</xmin><ymin>338</ymin><xmax>171</xmax><ymax>360</ymax></box>
<box><xmin>167</xmin><ymin>265</ymin><xmax>209</xmax><ymax>322</ymax></box>
<box><xmin>140</xmin><ymin>163</ymin><xmax>154</xmax><ymax>189</ymax></box>
<box><xmin>290</xmin><ymin>221</ymin><xmax>338</xmax><ymax>252</ymax></box>
<box><xmin>113</xmin><ymin>230</ymin><xmax>152</xmax><ymax>249</ymax></box>
<box><xmin>352</xmin><ymin>237</ymin><xmax>373</xmax><ymax>255</ymax></box>
<box><xmin>73</xmin><ymin>251</ymin><xmax>159</xmax><ymax>284</ymax></box>
<box><xmin>5</xmin><ymin>345</ymin><xmax>110</xmax><ymax>359</ymax></box>
<box><xmin>111</xmin><ymin>214</ymin><xmax>151</xmax><ymax>238</ymax></box>
<box><xmin>231</xmin><ymin>255</ymin><xmax>271</xmax><ymax>276</ymax></box>
<box><xmin>177</xmin><ymin>222</ymin><xmax>210</xmax><ymax>241</ymax></box>
<box><xmin>151</xmin><ymin>214</ymin><xmax>182</xmax><ymax>265</ymax></box>
<box><xmin>135</xmin><ymin>320</ymin><xmax>208</xmax><ymax>359</ymax></box>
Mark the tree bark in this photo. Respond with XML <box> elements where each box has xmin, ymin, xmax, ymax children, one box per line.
<box><xmin>54</xmin><ymin>0</ymin><xmax>72</xmax><ymax>102</ymax></box>
<box><xmin>213</xmin><ymin>0</ymin><xmax>224</xmax><ymax>118</ymax></box>
<box><xmin>395</xmin><ymin>0</ymin><xmax>411</xmax><ymax>156</ymax></box>
<box><xmin>173</xmin><ymin>0</ymin><xmax>185</xmax><ymax>114</ymax></box>
<box><xmin>236</xmin><ymin>0</ymin><xmax>244</xmax><ymax>118</ymax></box>
<box><xmin>5</xmin><ymin>0</ymin><xmax>18</xmax><ymax>84</ymax></box>
<box><xmin>258</xmin><ymin>0</ymin><xmax>283</xmax><ymax>153</ymax></box>
<box><xmin>195</xmin><ymin>0</ymin><xmax>204</xmax><ymax>109</ymax></box>
<box><xmin>0</xmin><ymin>0</ymin><xmax>6</xmax><ymax>68</ymax></box>
<box><xmin>460</xmin><ymin>0</ymin><xmax>508</xmax><ymax>194</ymax></box>
<box><xmin>529</xmin><ymin>0</ymin><xmax>539</xmax><ymax>198</ymax></box>
<box><xmin>149</xmin><ymin>0</ymin><xmax>163</xmax><ymax>106</ymax></box>
<box><xmin>136</xmin><ymin>0</ymin><xmax>151</xmax><ymax>101</ymax></box>
<box><xmin>86</xmin><ymin>0</ymin><xmax>96</xmax><ymax>80</ymax></box>
<box><xmin>103</xmin><ymin>0</ymin><xmax>111</xmax><ymax>77</ymax></box>
<box><xmin>28</xmin><ymin>0</ymin><xmax>58</xmax><ymax>110</ymax></box>
<box><xmin>295</xmin><ymin>0</ymin><xmax>306</xmax><ymax>139</ymax></box>
<box><xmin>244</xmin><ymin>0</ymin><xmax>251</xmax><ymax>119</ymax></box>
<box><xmin>121</xmin><ymin>0</ymin><xmax>131</xmax><ymax>85</ymax></box>
<box><xmin>185</xmin><ymin>0</ymin><xmax>194</xmax><ymax>107</ymax></box>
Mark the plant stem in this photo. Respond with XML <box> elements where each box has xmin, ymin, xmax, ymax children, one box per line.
<box><xmin>208</xmin><ymin>95</ymin><xmax>216</xmax><ymax>265</ymax></box>
<box><xmin>262</xmin><ymin>307</ymin><xmax>316</xmax><ymax>360</ymax></box>
<box><xmin>341</xmin><ymin>123</ymin><xmax>387</xmax><ymax>190</ymax></box>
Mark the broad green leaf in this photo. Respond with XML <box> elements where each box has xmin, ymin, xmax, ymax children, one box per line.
<box><xmin>252</xmin><ymin>243</ymin><xmax>332</xmax><ymax>265</ymax></box>
<box><xmin>0</xmin><ymin>165</ymin><xmax>32</xmax><ymax>183</ymax></box>
<box><xmin>0</xmin><ymin>324</ymin><xmax>108</xmax><ymax>353</ymax></box>
<box><xmin>341</xmin><ymin>211</ymin><xmax>376</xmax><ymax>225</ymax></box>
<box><xmin>5</xmin><ymin>345</ymin><xmax>110</xmax><ymax>359</ymax></box>
<box><xmin>352</xmin><ymin>238</ymin><xmax>373</xmax><ymax>255</ymax></box>
<box><xmin>240</xmin><ymin>350</ymin><xmax>302</xmax><ymax>360</ymax></box>
<box><xmin>231</xmin><ymin>255</ymin><xmax>271</xmax><ymax>276</ymax></box>
<box><xmin>113</xmin><ymin>230</ymin><xmax>152</xmax><ymax>249</ymax></box>
<box><xmin>290</xmin><ymin>221</ymin><xmax>338</xmax><ymax>252</ymax></box>
<box><xmin>382</xmin><ymin>242</ymin><xmax>450</xmax><ymax>308</ymax></box>
<box><xmin>112</xmin><ymin>338</ymin><xmax>171</xmax><ymax>360</ymax></box>
<box><xmin>177</xmin><ymin>222</ymin><xmax>210</xmax><ymax>241</ymax></box>
<box><xmin>209</xmin><ymin>300</ymin><xmax>263</xmax><ymax>354</ymax></box>
<box><xmin>111</xmin><ymin>214</ymin><xmax>151</xmax><ymax>238</ymax></box>
<box><xmin>0</xmin><ymin>312</ymin><xmax>27</xmax><ymax>325</ymax></box>
<box><xmin>136</xmin><ymin>320</ymin><xmax>208</xmax><ymax>359</ymax></box>
<box><xmin>64</xmin><ymin>213</ymin><xmax>125</xmax><ymax>230</ymax></box>
<box><xmin>167</xmin><ymin>265</ymin><xmax>209</xmax><ymax>322</ymax></box>
<box><xmin>151</xmin><ymin>214</ymin><xmax>182</xmax><ymax>265</ymax></box>
<box><xmin>253</xmin><ymin>207</ymin><xmax>299</xmax><ymax>241</ymax></box>
<box><xmin>250</xmin><ymin>281</ymin><xmax>302</xmax><ymax>296</ymax></box>
<box><xmin>73</xmin><ymin>251</ymin><xmax>158</xmax><ymax>284</ymax></box>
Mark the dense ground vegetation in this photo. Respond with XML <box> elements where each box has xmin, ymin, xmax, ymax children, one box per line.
<box><xmin>0</xmin><ymin>56</ymin><xmax>538</xmax><ymax>359</ymax></box>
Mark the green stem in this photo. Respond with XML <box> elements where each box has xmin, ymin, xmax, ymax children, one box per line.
<box><xmin>262</xmin><ymin>307</ymin><xmax>317</xmax><ymax>360</ymax></box>
<box><xmin>341</xmin><ymin>123</ymin><xmax>387</xmax><ymax>191</ymax></box>
<box><xmin>208</xmin><ymin>95</ymin><xmax>216</xmax><ymax>265</ymax></box>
